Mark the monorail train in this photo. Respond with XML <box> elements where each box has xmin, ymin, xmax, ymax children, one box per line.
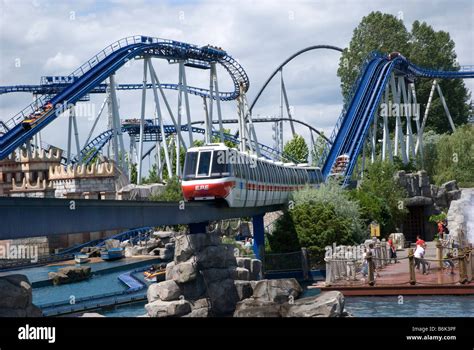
<box><xmin>181</xmin><ymin>144</ymin><xmax>323</xmax><ymax>207</ymax></box>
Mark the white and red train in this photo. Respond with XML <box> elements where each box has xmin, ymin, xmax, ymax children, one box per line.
<box><xmin>181</xmin><ymin>144</ymin><xmax>323</xmax><ymax>207</ymax></box>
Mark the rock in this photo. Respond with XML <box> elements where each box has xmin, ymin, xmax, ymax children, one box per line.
<box><xmin>435</xmin><ymin>187</ymin><xmax>448</xmax><ymax>208</ymax></box>
<box><xmin>252</xmin><ymin>279</ymin><xmax>303</xmax><ymax>303</ymax></box>
<box><xmin>250</xmin><ymin>259</ymin><xmax>262</xmax><ymax>280</ymax></box>
<box><xmin>282</xmin><ymin>291</ymin><xmax>345</xmax><ymax>317</ymax></box>
<box><xmin>418</xmin><ymin>170</ymin><xmax>429</xmax><ymax>187</ymax></box>
<box><xmin>232</xmin><ymin>267</ymin><xmax>250</xmax><ymax>281</ymax></box>
<box><xmin>179</xmin><ymin>276</ymin><xmax>207</xmax><ymax>300</ymax></box>
<box><xmin>104</xmin><ymin>239</ymin><xmax>120</xmax><ymax>250</ymax></box>
<box><xmin>0</xmin><ymin>275</ymin><xmax>42</xmax><ymax>317</ymax></box>
<box><xmin>442</xmin><ymin>180</ymin><xmax>458</xmax><ymax>192</ymax></box>
<box><xmin>234</xmin><ymin>280</ymin><xmax>253</xmax><ymax>301</ymax></box>
<box><xmin>196</xmin><ymin>244</ymin><xmax>237</xmax><ymax>269</ymax></box>
<box><xmin>411</xmin><ymin>174</ymin><xmax>420</xmax><ymax>196</ymax></box>
<box><xmin>147</xmin><ymin>280</ymin><xmax>181</xmax><ymax>302</ymax></box>
<box><xmin>234</xmin><ymin>299</ymin><xmax>282</xmax><ymax>317</ymax></box>
<box><xmin>48</xmin><ymin>266</ymin><xmax>91</xmax><ymax>285</ymax></box>
<box><xmin>145</xmin><ymin>299</ymin><xmax>191</xmax><ymax>317</ymax></box>
<box><xmin>207</xmin><ymin>278</ymin><xmax>239</xmax><ymax>316</ymax></box>
<box><xmin>80</xmin><ymin>312</ymin><xmax>105</xmax><ymax>317</ymax></box>
<box><xmin>184</xmin><ymin>298</ymin><xmax>210</xmax><ymax>317</ymax></box>
<box><xmin>0</xmin><ymin>275</ymin><xmax>32</xmax><ymax>309</ymax></box>
<box><xmin>405</xmin><ymin>196</ymin><xmax>433</xmax><ymax>207</ymax></box>
<box><xmin>166</xmin><ymin>258</ymin><xmax>197</xmax><ymax>283</ymax></box>
<box><xmin>420</xmin><ymin>186</ymin><xmax>431</xmax><ymax>198</ymax></box>
<box><xmin>430</xmin><ymin>184</ymin><xmax>439</xmax><ymax>198</ymax></box>
<box><xmin>201</xmin><ymin>268</ymin><xmax>232</xmax><ymax>283</ymax></box>
<box><xmin>80</xmin><ymin>246</ymin><xmax>101</xmax><ymax>257</ymax></box>
<box><xmin>150</xmin><ymin>247</ymin><xmax>173</xmax><ymax>260</ymax></box>
<box><xmin>153</xmin><ymin>231</ymin><xmax>174</xmax><ymax>239</ymax></box>
<box><xmin>236</xmin><ymin>257</ymin><xmax>251</xmax><ymax>270</ymax></box>
<box><xmin>447</xmin><ymin>190</ymin><xmax>462</xmax><ymax>203</ymax></box>
<box><xmin>124</xmin><ymin>246</ymin><xmax>134</xmax><ymax>258</ymax></box>
<box><xmin>395</xmin><ymin>171</ymin><xmax>407</xmax><ymax>187</ymax></box>
<box><xmin>174</xmin><ymin>233</ymin><xmax>221</xmax><ymax>263</ymax></box>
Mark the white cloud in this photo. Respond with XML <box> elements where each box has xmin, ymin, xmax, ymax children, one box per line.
<box><xmin>44</xmin><ymin>52</ymin><xmax>80</xmax><ymax>72</ymax></box>
<box><xmin>0</xmin><ymin>0</ymin><xmax>472</xmax><ymax>168</ymax></box>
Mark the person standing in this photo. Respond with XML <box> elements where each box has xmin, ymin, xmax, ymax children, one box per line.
<box><xmin>414</xmin><ymin>243</ymin><xmax>429</xmax><ymax>275</ymax></box>
<box><xmin>388</xmin><ymin>238</ymin><xmax>397</xmax><ymax>264</ymax></box>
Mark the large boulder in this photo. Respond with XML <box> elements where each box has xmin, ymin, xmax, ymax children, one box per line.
<box><xmin>250</xmin><ymin>259</ymin><xmax>262</xmax><ymax>280</ymax></box>
<box><xmin>179</xmin><ymin>275</ymin><xmax>207</xmax><ymax>300</ymax></box>
<box><xmin>231</xmin><ymin>267</ymin><xmax>250</xmax><ymax>281</ymax></box>
<box><xmin>166</xmin><ymin>258</ymin><xmax>197</xmax><ymax>283</ymax></box>
<box><xmin>234</xmin><ymin>280</ymin><xmax>253</xmax><ymax>301</ymax></box>
<box><xmin>174</xmin><ymin>233</ymin><xmax>221</xmax><ymax>263</ymax></box>
<box><xmin>0</xmin><ymin>275</ymin><xmax>42</xmax><ymax>317</ymax></box>
<box><xmin>234</xmin><ymin>299</ymin><xmax>282</xmax><ymax>317</ymax></box>
<box><xmin>206</xmin><ymin>278</ymin><xmax>239</xmax><ymax>316</ymax></box>
<box><xmin>236</xmin><ymin>257</ymin><xmax>251</xmax><ymax>270</ymax></box>
<box><xmin>48</xmin><ymin>266</ymin><xmax>91</xmax><ymax>285</ymax></box>
<box><xmin>196</xmin><ymin>244</ymin><xmax>237</xmax><ymax>269</ymax></box>
<box><xmin>201</xmin><ymin>268</ymin><xmax>232</xmax><ymax>283</ymax></box>
<box><xmin>145</xmin><ymin>299</ymin><xmax>191</xmax><ymax>317</ymax></box>
<box><xmin>147</xmin><ymin>280</ymin><xmax>181</xmax><ymax>302</ymax></box>
<box><xmin>281</xmin><ymin>291</ymin><xmax>345</xmax><ymax>317</ymax></box>
<box><xmin>442</xmin><ymin>180</ymin><xmax>458</xmax><ymax>192</ymax></box>
<box><xmin>252</xmin><ymin>279</ymin><xmax>303</xmax><ymax>303</ymax></box>
<box><xmin>183</xmin><ymin>298</ymin><xmax>210</xmax><ymax>317</ymax></box>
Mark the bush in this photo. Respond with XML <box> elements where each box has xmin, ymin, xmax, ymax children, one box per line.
<box><xmin>150</xmin><ymin>176</ymin><xmax>183</xmax><ymax>202</ymax></box>
<box><xmin>268</xmin><ymin>182</ymin><xmax>366</xmax><ymax>264</ymax></box>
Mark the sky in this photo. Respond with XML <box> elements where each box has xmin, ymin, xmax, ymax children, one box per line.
<box><xmin>0</xmin><ymin>0</ymin><xmax>473</xmax><ymax>170</ymax></box>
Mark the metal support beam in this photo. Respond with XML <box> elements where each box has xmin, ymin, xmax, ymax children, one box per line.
<box><xmin>137</xmin><ymin>59</ymin><xmax>148</xmax><ymax>185</ymax></box>
<box><xmin>436</xmin><ymin>82</ymin><xmax>456</xmax><ymax>132</ymax></box>
<box><xmin>211</xmin><ymin>62</ymin><xmax>225</xmax><ymax>143</ymax></box>
<box><xmin>252</xmin><ymin>213</ymin><xmax>265</xmax><ymax>261</ymax></box>
<box><xmin>416</xmin><ymin>80</ymin><xmax>437</xmax><ymax>154</ymax></box>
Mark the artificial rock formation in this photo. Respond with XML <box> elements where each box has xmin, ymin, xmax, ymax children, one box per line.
<box><xmin>0</xmin><ymin>274</ymin><xmax>42</xmax><ymax>317</ymax></box>
<box><xmin>48</xmin><ymin>266</ymin><xmax>91</xmax><ymax>285</ymax></box>
<box><xmin>145</xmin><ymin>232</ymin><xmax>262</xmax><ymax>317</ymax></box>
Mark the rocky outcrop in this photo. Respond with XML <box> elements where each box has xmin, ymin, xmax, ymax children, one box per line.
<box><xmin>395</xmin><ymin>171</ymin><xmax>461</xmax><ymax>209</ymax></box>
<box><xmin>252</xmin><ymin>278</ymin><xmax>302</xmax><ymax>303</ymax></box>
<box><xmin>234</xmin><ymin>279</ymin><xmax>346</xmax><ymax>318</ymax></box>
<box><xmin>123</xmin><ymin>231</ymin><xmax>176</xmax><ymax>259</ymax></box>
<box><xmin>447</xmin><ymin>188</ymin><xmax>474</xmax><ymax>247</ymax></box>
<box><xmin>145</xmin><ymin>232</ymin><xmax>262</xmax><ymax>317</ymax></box>
<box><xmin>0</xmin><ymin>274</ymin><xmax>42</xmax><ymax>317</ymax></box>
<box><xmin>281</xmin><ymin>291</ymin><xmax>345</xmax><ymax>317</ymax></box>
<box><xmin>48</xmin><ymin>266</ymin><xmax>91</xmax><ymax>285</ymax></box>
<box><xmin>145</xmin><ymin>299</ymin><xmax>191</xmax><ymax>317</ymax></box>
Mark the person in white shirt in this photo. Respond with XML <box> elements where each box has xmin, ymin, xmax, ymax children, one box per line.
<box><xmin>414</xmin><ymin>244</ymin><xmax>429</xmax><ymax>274</ymax></box>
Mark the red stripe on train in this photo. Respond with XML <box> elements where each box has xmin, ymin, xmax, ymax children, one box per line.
<box><xmin>182</xmin><ymin>181</ymin><xmax>235</xmax><ymax>200</ymax></box>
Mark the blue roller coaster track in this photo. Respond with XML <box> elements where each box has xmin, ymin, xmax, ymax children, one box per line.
<box><xmin>319</xmin><ymin>52</ymin><xmax>474</xmax><ymax>186</ymax></box>
<box><xmin>0</xmin><ymin>35</ymin><xmax>249</xmax><ymax>160</ymax></box>
<box><xmin>73</xmin><ymin>123</ymin><xmax>298</xmax><ymax>165</ymax></box>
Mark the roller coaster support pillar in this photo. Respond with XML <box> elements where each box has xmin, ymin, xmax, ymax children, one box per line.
<box><xmin>84</xmin><ymin>95</ymin><xmax>107</xmax><ymax>150</ymax></box>
<box><xmin>148</xmin><ymin>58</ymin><xmax>172</xmax><ymax>179</ymax></box>
<box><xmin>109</xmin><ymin>74</ymin><xmax>126</xmax><ymax>171</ymax></box>
<box><xmin>179</xmin><ymin>61</ymin><xmax>194</xmax><ymax>146</ymax></box>
<box><xmin>137</xmin><ymin>59</ymin><xmax>148</xmax><ymax>185</ymax></box>
<box><xmin>381</xmin><ymin>84</ymin><xmax>393</xmax><ymax>162</ymax></box>
<box><xmin>211</xmin><ymin>62</ymin><xmax>225</xmax><ymax>143</ymax></box>
<box><xmin>252</xmin><ymin>213</ymin><xmax>265</xmax><ymax>261</ymax></box>
<box><xmin>67</xmin><ymin>105</ymin><xmax>80</xmax><ymax>163</ymax></box>
<box><xmin>202</xmin><ymin>97</ymin><xmax>211</xmax><ymax>144</ymax></box>
<box><xmin>189</xmin><ymin>222</ymin><xmax>208</xmax><ymax>235</ymax></box>
<box><xmin>416</xmin><ymin>80</ymin><xmax>437</xmax><ymax>155</ymax></box>
<box><xmin>399</xmin><ymin>78</ymin><xmax>415</xmax><ymax>159</ymax></box>
<box><xmin>410</xmin><ymin>83</ymin><xmax>423</xmax><ymax>162</ymax></box>
<box><xmin>436</xmin><ymin>83</ymin><xmax>456</xmax><ymax>132</ymax></box>
<box><xmin>390</xmin><ymin>74</ymin><xmax>408</xmax><ymax>164</ymax></box>
<box><xmin>280</xmin><ymin>70</ymin><xmax>296</xmax><ymax>137</ymax></box>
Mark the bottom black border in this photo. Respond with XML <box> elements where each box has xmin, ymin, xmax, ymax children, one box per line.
<box><xmin>0</xmin><ymin>317</ymin><xmax>472</xmax><ymax>347</ymax></box>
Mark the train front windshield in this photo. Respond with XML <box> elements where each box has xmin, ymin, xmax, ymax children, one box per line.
<box><xmin>183</xmin><ymin>150</ymin><xmax>230</xmax><ymax>180</ymax></box>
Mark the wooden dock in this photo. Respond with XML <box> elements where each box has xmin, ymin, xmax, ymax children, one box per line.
<box><xmin>312</xmin><ymin>243</ymin><xmax>474</xmax><ymax>296</ymax></box>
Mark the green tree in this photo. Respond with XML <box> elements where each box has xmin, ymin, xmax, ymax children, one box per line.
<box><xmin>268</xmin><ymin>182</ymin><xmax>366</xmax><ymax>263</ymax></box>
<box><xmin>350</xmin><ymin>160</ymin><xmax>408</xmax><ymax>235</ymax></box>
<box><xmin>409</xmin><ymin>21</ymin><xmax>471</xmax><ymax>133</ymax></box>
<box><xmin>338</xmin><ymin>12</ymin><xmax>470</xmax><ymax>134</ymax></box>
<box><xmin>283</xmin><ymin>134</ymin><xmax>309</xmax><ymax>163</ymax></box>
<box><xmin>150</xmin><ymin>176</ymin><xmax>183</xmax><ymax>201</ymax></box>
<box><xmin>432</xmin><ymin>124</ymin><xmax>474</xmax><ymax>187</ymax></box>
<box><xmin>337</xmin><ymin>12</ymin><xmax>410</xmax><ymax>101</ymax></box>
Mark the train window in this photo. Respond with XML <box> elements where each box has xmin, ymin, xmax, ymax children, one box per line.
<box><xmin>196</xmin><ymin>151</ymin><xmax>212</xmax><ymax>177</ymax></box>
<box><xmin>211</xmin><ymin>150</ymin><xmax>229</xmax><ymax>178</ymax></box>
<box><xmin>183</xmin><ymin>152</ymin><xmax>198</xmax><ymax>180</ymax></box>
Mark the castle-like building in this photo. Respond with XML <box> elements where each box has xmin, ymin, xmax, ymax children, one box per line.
<box><xmin>0</xmin><ymin>148</ymin><xmax>127</xmax><ymax>256</ymax></box>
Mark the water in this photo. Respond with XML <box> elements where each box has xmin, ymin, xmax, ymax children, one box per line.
<box><xmin>99</xmin><ymin>301</ymin><xmax>147</xmax><ymax>317</ymax></box>
<box><xmin>33</xmin><ymin>270</ymin><xmax>129</xmax><ymax>306</ymax></box>
<box><xmin>345</xmin><ymin>296</ymin><xmax>474</xmax><ymax>317</ymax></box>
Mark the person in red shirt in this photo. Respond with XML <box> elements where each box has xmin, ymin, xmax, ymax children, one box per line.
<box><xmin>415</xmin><ymin>235</ymin><xmax>425</xmax><ymax>247</ymax></box>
